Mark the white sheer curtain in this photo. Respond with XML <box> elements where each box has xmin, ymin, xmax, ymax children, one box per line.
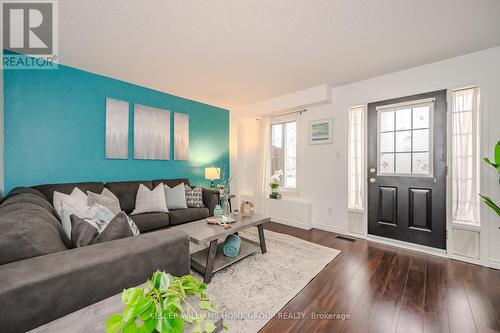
<box><xmin>452</xmin><ymin>87</ymin><xmax>480</xmax><ymax>224</ymax></box>
<box><xmin>348</xmin><ymin>106</ymin><xmax>365</xmax><ymax>210</ymax></box>
<box><xmin>254</xmin><ymin>116</ymin><xmax>270</xmax><ymax>215</ymax></box>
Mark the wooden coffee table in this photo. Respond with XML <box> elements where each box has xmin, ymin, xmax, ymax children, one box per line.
<box><xmin>172</xmin><ymin>214</ymin><xmax>270</xmax><ymax>283</ymax></box>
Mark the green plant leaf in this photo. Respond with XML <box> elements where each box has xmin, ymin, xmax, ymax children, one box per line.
<box><xmin>122</xmin><ymin>319</ymin><xmax>138</xmax><ymax>333</ymax></box>
<box><xmin>122</xmin><ymin>305</ymin><xmax>136</xmax><ymax>322</ymax></box>
<box><xmin>139</xmin><ymin>303</ymin><xmax>156</xmax><ymax>321</ymax></box>
<box><xmin>479</xmin><ymin>194</ymin><xmax>500</xmax><ymax>216</ymax></box>
<box><xmin>105</xmin><ymin>314</ymin><xmax>123</xmax><ymax>333</ymax></box>
<box><xmin>122</xmin><ymin>288</ymin><xmax>143</xmax><ymax>306</ymax></box>
<box><xmin>158</xmin><ymin>272</ymin><xmax>171</xmax><ymax>292</ymax></box>
<box><xmin>142</xmin><ymin>318</ymin><xmax>158</xmax><ymax>333</ymax></box>
<box><xmin>198</xmin><ymin>300</ymin><xmax>217</xmax><ymax>313</ymax></box>
<box><xmin>494</xmin><ymin>141</ymin><xmax>500</xmax><ymax>166</ymax></box>
<box><xmin>204</xmin><ymin>322</ymin><xmax>216</xmax><ymax>333</ymax></box>
<box><xmin>223</xmin><ymin>324</ymin><xmax>229</xmax><ymax>331</ymax></box>
<box><xmin>132</xmin><ymin>296</ymin><xmax>153</xmax><ymax>317</ymax></box>
<box><xmin>193</xmin><ymin>322</ymin><xmax>202</xmax><ymax>333</ymax></box>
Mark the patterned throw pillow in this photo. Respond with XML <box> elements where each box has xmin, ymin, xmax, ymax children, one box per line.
<box><xmin>185</xmin><ymin>185</ymin><xmax>204</xmax><ymax>208</ymax></box>
<box><xmin>87</xmin><ymin>188</ymin><xmax>121</xmax><ymax>215</ymax></box>
<box><xmin>131</xmin><ymin>183</ymin><xmax>168</xmax><ymax>215</ymax></box>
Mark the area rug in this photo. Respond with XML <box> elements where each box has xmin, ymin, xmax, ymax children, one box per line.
<box><xmin>191</xmin><ymin>229</ymin><xmax>341</xmax><ymax>333</ymax></box>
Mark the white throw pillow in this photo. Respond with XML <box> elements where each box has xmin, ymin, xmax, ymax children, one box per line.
<box><xmin>53</xmin><ymin>188</ymin><xmax>88</xmax><ymax>218</ymax></box>
<box><xmin>87</xmin><ymin>188</ymin><xmax>121</xmax><ymax>215</ymax></box>
<box><xmin>164</xmin><ymin>183</ymin><xmax>188</xmax><ymax>210</ymax></box>
<box><xmin>131</xmin><ymin>183</ymin><xmax>168</xmax><ymax>215</ymax></box>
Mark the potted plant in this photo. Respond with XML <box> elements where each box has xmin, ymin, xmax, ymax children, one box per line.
<box><xmin>105</xmin><ymin>271</ymin><xmax>227</xmax><ymax>333</ymax></box>
<box><xmin>480</xmin><ymin>141</ymin><xmax>500</xmax><ymax>216</ymax></box>
<box><xmin>269</xmin><ymin>170</ymin><xmax>283</xmax><ymax>195</ymax></box>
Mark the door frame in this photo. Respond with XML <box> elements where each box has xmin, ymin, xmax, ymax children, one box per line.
<box><xmin>355</xmin><ymin>82</ymin><xmax>487</xmax><ymax>264</ymax></box>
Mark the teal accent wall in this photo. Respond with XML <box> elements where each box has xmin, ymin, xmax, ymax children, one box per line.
<box><xmin>3</xmin><ymin>60</ymin><xmax>229</xmax><ymax>193</ymax></box>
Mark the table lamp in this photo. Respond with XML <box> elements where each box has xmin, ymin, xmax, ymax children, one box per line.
<box><xmin>205</xmin><ymin>167</ymin><xmax>220</xmax><ymax>188</ymax></box>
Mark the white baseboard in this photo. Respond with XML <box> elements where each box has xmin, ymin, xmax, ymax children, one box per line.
<box><xmin>270</xmin><ymin>217</ymin><xmax>312</xmax><ymax>230</ymax></box>
<box><xmin>449</xmin><ymin>254</ymin><xmax>482</xmax><ymax>266</ymax></box>
<box><xmin>367</xmin><ymin>234</ymin><xmax>448</xmax><ymax>258</ymax></box>
<box><xmin>488</xmin><ymin>259</ymin><xmax>500</xmax><ymax>270</ymax></box>
<box><xmin>312</xmin><ymin>222</ymin><xmax>366</xmax><ymax>239</ymax></box>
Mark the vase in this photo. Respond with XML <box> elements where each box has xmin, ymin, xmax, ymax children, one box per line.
<box><xmin>214</xmin><ymin>205</ymin><xmax>224</xmax><ymax>219</ymax></box>
<box><xmin>220</xmin><ymin>195</ymin><xmax>231</xmax><ymax>217</ymax></box>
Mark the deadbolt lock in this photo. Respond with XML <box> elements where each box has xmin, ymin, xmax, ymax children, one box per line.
<box><xmin>369</xmin><ymin>178</ymin><xmax>376</xmax><ymax>184</ymax></box>
<box><xmin>370</xmin><ymin>167</ymin><xmax>376</xmax><ymax>173</ymax></box>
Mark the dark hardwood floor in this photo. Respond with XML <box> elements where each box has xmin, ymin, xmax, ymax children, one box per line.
<box><xmin>259</xmin><ymin>222</ymin><xmax>500</xmax><ymax>333</ymax></box>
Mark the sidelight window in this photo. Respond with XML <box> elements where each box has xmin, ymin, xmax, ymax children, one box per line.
<box><xmin>451</xmin><ymin>87</ymin><xmax>480</xmax><ymax>224</ymax></box>
<box><xmin>377</xmin><ymin>99</ymin><xmax>434</xmax><ymax>176</ymax></box>
<box><xmin>348</xmin><ymin>105</ymin><xmax>365</xmax><ymax>210</ymax></box>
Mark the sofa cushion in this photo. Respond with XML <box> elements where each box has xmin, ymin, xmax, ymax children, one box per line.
<box><xmin>105</xmin><ymin>181</ymin><xmax>153</xmax><ymax>214</ymax></box>
<box><xmin>0</xmin><ymin>203</ymin><xmax>68</xmax><ymax>265</ymax></box>
<box><xmin>152</xmin><ymin>178</ymin><xmax>190</xmax><ymax>188</ymax></box>
<box><xmin>168</xmin><ymin>207</ymin><xmax>209</xmax><ymax>226</ymax></box>
<box><xmin>130</xmin><ymin>212</ymin><xmax>170</xmax><ymax>232</ymax></box>
<box><xmin>33</xmin><ymin>182</ymin><xmax>105</xmax><ymax>206</ymax></box>
<box><xmin>0</xmin><ymin>192</ymin><xmax>58</xmax><ymax>219</ymax></box>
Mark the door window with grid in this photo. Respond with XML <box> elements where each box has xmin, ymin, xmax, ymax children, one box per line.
<box><xmin>377</xmin><ymin>99</ymin><xmax>434</xmax><ymax>176</ymax></box>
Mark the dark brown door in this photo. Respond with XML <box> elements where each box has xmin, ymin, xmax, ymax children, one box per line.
<box><xmin>367</xmin><ymin>90</ymin><xmax>446</xmax><ymax>249</ymax></box>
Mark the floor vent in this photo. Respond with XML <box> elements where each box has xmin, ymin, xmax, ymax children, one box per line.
<box><xmin>336</xmin><ymin>235</ymin><xmax>356</xmax><ymax>242</ymax></box>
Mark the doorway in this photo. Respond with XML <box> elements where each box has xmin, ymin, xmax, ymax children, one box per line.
<box><xmin>367</xmin><ymin>90</ymin><xmax>447</xmax><ymax>249</ymax></box>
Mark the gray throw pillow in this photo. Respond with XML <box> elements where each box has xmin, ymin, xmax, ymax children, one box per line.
<box><xmin>70</xmin><ymin>212</ymin><xmax>139</xmax><ymax>248</ymax></box>
<box><xmin>185</xmin><ymin>185</ymin><xmax>204</xmax><ymax>207</ymax></box>
<box><xmin>164</xmin><ymin>183</ymin><xmax>188</xmax><ymax>210</ymax></box>
<box><xmin>87</xmin><ymin>188</ymin><xmax>121</xmax><ymax>215</ymax></box>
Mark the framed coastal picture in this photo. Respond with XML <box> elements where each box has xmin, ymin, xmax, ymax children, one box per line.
<box><xmin>309</xmin><ymin>118</ymin><xmax>333</xmax><ymax>144</ymax></box>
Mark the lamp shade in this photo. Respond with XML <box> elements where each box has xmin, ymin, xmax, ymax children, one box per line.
<box><xmin>205</xmin><ymin>167</ymin><xmax>220</xmax><ymax>181</ymax></box>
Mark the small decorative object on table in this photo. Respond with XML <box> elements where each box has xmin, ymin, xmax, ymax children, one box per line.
<box><xmin>269</xmin><ymin>169</ymin><xmax>283</xmax><ymax>197</ymax></box>
<box><xmin>240</xmin><ymin>201</ymin><xmax>254</xmax><ymax>217</ymax></box>
<box><xmin>213</xmin><ymin>205</ymin><xmax>224</xmax><ymax>219</ymax></box>
<box><xmin>105</xmin><ymin>270</ymin><xmax>226</xmax><ymax>333</ymax></box>
<box><xmin>269</xmin><ymin>193</ymin><xmax>282</xmax><ymax>200</ymax></box>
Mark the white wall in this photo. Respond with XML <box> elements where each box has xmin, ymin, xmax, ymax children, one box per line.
<box><xmin>233</xmin><ymin>46</ymin><xmax>500</xmax><ymax>267</ymax></box>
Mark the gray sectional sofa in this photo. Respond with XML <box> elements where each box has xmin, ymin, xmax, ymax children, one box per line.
<box><xmin>0</xmin><ymin>178</ymin><xmax>219</xmax><ymax>333</ymax></box>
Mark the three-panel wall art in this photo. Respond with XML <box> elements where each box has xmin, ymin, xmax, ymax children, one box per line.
<box><xmin>104</xmin><ymin>98</ymin><xmax>189</xmax><ymax>160</ymax></box>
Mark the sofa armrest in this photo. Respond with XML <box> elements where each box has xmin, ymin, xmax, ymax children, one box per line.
<box><xmin>0</xmin><ymin>229</ymin><xmax>190</xmax><ymax>333</ymax></box>
<box><xmin>202</xmin><ymin>187</ymin><xmax>220</xmax><ymax>216</ymax></box>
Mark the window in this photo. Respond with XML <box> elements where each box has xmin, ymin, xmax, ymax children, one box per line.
<box><xmin>348</xmin><ymin>105</ymin><xmax>365</xmax><ymax>210</ymax></box>
<box><xmin>377</xmin><ymin>99</ymin><xmax>434</xmax><ymax>176</ymax></box>
<box><xmin>451</xmin><ymin>87</ymin><xmax>480</xmax><ymax>224</ymax></box>
<box><xmin>270</xmin><ymin>116</ymin><xmax>297</xmax><ymax>190</ymax></box>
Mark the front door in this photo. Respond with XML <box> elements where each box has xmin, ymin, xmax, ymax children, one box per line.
<box><xmin>367</xmin><ymin>90</ymin><xmax>447</xmax><ymax>249</ymax></box>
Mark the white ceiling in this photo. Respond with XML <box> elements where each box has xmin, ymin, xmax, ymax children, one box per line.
<box><xmin>58</xmin><ymin>0</ymin><xmax>500</xmax><ymax>110</ymax></box>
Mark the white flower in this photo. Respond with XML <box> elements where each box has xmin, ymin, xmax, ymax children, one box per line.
<box><xmin>270</xmin><ymin>169</ymin><xmax>283</xmax><ymax>184</ymax></box>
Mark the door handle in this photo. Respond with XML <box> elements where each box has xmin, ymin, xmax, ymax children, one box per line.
<box><xmin>369</xmin><ymin>178</ymin><xmax>376</xmax><ymax>184</ymax></box>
